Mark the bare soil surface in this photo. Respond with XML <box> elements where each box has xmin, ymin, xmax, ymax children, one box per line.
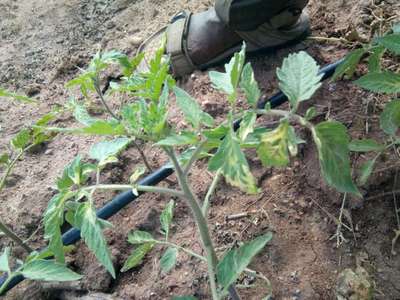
<box><xmin>1</xmin><ymin>0</ymin><xmax>400</xmax><ymax>299</ymax></box>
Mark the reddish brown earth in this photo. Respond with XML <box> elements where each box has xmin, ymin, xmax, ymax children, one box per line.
<box><xmin>1</xmin><ymin>0</ymin><xmax>400</xmax><ymax>299</ymax></box>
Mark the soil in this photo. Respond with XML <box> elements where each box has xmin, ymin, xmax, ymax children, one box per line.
<box><xmin>1</xmin><ymin>0</ymin><xmax>400</xmax><ymax>299</ymax></box>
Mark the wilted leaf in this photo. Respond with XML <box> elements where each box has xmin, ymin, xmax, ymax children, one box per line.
<box><xmin>89</xmin><ymin>137</ymin><xmax>130</xmax><ymax>166</ymax></box>
<box><xmin>121</xmin><ymin>242</ymin><xmax>154</xmax><ymax>272</ymax></box>
<box><xmin>160</xmin><ymin>200</ymin><xmax>174</xmax><ymax>240</ymax></box>
<box><xmin>130</xmin><ymin>166</ymin><xmax>146</xmax><ymax>184</ymax></box>
<box><xmin>240</xmin><ymin>62</ymin><xmax>260</xmax><ymax>107</ymax></box>
<box><xmin>21</xmin><ymin>259</ymin><xmax>82</xmax><ymax>281</ymax></box>
<box><xmin>277</xmin><ymin>51</ymin><xmax>322</xmax><ymax>109</ymax></box>
<box><xmin>355</xmin><ymin>72</ymin><xmax>400</xmax><ymax>94</ymax></box>
<box><xmin>380</xmin><ymin>99</ymin><xmax>400</xmax><ymax>136</ymax></box>
<box><xmin>376</xmin><ymin>34</ymin><xmax>400</xmax><ymax>55</ymax></box>
<box><xmin>74</xmin><ymin>202</ymin><xmax>115</xmax><ymax>278</ymax></box>
<box><xmin>128</xmin><ymin>231</ymin><xmax>156</xmax><ymax>244</ymax></box>
<box><xmin>349</xmin><ymin>139</ymin><xmax>384</xmax><ymax>152</ymax></box>
<box><xmin>160</xmin><ymin>247</ymin><xmax>178</xmax><ymax>273</ymax></box>
<box><xmin>217</xmin><ymin>233</ymin><xmax>273</xmax><ymax>295</ymax></box>
<box><xmin>332</xmin><ymin>49</ymin><xmax>366</xmax><ymax>81</ymax></box>
<box><xmin>257</xmin><ymin>121</ymin><xmax>290</xmax><ymax>167</ymax></box>
<box><xmin>313</xmin><ymin>121</ymin><xmax>360</xmax><ymax>196</ymax></box>
<box><xmin>209</xmin><ymin>126</ymin><xmax>258</xmax><ymax>194</ymax></box>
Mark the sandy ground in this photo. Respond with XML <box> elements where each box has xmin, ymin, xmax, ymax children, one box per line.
<box><xmin>1</xmin><ymin>0</ymin><xmax>400</xmax><ymax>299</ymax></box>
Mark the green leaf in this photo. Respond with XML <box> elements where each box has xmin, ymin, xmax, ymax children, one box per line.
<box><xmin>128</xmin><ymin>231</ymin><xmax>156</xmax><ymax>244</ymax></box>
<box><xmin>66</xmin><ymin>72</ymin><xmax>96</xmax><ymax>98</ymax></box>
<box><xmin>0</xmin><ymin>87</ymin><xmax>36</xmax><ymax>103</ymax></box>
<box><xmin>160</xmin><ymin>247</ymin><xmax>178</xmax><ymax>273</ymax></box>
<box><xmin>44</xmin><ymin>193</ymin><xmax>70</xmax><ymax>263</ymax></box>
<box><xmin>156</xmin><ymin>132</ymin><xmax>198</xmax><ymax>146</ymax></box>
<box><xmin>160</xmin><ymin>200</ymin><xmax>174</xmax><ymax>240</ymax></box>
<box><xmin>173</xmin><ymin>87</ymin><xmax>213</xmax><ymax>129</ymax></box>
<box><xmin>11</xmin><ymin>129</ymin><xmax>31</xmax><ymax>150</ymax></box>
<box><xmin>74</xmin><ymin>202</ymin><xmax>115</xmax><ymax>278</ymax></box>
<box><xmin>380</xmin><ymin>99</ymin><xmax>400</xmax><ymax>136</ymax></box>
<box><xmin>209</xmin><ymin>43</ymin><xmax>246</xmax><ymax>103</ymax></box>
<box><xmin>313</xmin><ymin>121</ymin><xmax>360</xmax><ymax>196</ymax></box>
<box><xmin>355</xmin><ymin>72</ymin><xmax>400</xmax><ymax>94</ymax></box>
<box><xmin>368</xmin><ymin>46</ymin><xmax>386</xmax><ymax>73</ymax></box>
<box><xmin>238</xmin><ymin>112</ymin><xmax>257</xmax><ymax>142</ymax></box>
<box><xmin>0</xmin><ymin>247</ymin><xmax>10</xmax><ymax>273</ymax></box>
<box><xmin>276</xmin><ymin>51</ymin><xmax>323</xmax><ymax>109</ymax></box>
<box><xmin>21</xmin><ymin>259</ymin><xmax>82</xmax><ymax>281</ymax></box>
<box><xmin>209</xmin><ymin>126</ymin><xmax>258</xmax><ymax>194</ymax></box>
<box><xmin>358</xmin><ymin>158</ymin><xmax>376</xmax><ymax>186</ymax></box>
<box><xmin>217</xmin><ymin>233</ymin><xmax>273</xmax><ymax>294</ymax></box>
<box><xmin>349</xmin><ymin>139</ymin><xmax>384</xmax><ymax>152</ymax></box>
<box><xmin>172</xmin><ymin>296</ymin><xmax>198</xmax><ymax>300</ymax></box>
<box><xmin>121</xmin><ymin>242</ymin><xmax>154</xmax><ymax>272</ymax></box>
<box><xmin>69</xmin><ymin>100</ymin><xmax>97</xmax><ymax>126</ymax></box>
<box><xmin>0</xmin><ymin>153</ymin><xmax>10</xmax><ymax>166</ymax></box>
<box><xmin>89</xmin><ymin>137</ymin><xmax>130</xmax><ymax>166</ymax></box>
<box><xmin>82</xmin><ymin>120</ymin><xmax>126</xmax><ymax>136</ymax></box>
<box><xmin>376</xmin><ymin>34</ymin><xmax>400</xmax><ymax>55</ymax></box>
<box><xmin>240</xmin><ymin>62</ymin><xmax>261</xmax><ymax>107</ymax></box>
<box><xmin>257</xmin><ymin>121</ymin><xmax>290</xmax><ymax>167</ymax></box>
<box><xmin>332</xmin><ymin>48</ymin><xmax>366</xmax><ymax>81</ymax></box>
<box><xmin>305</xmin><ymin>107</ymin><xmax>317</xmax><ymax>121</ymax></box>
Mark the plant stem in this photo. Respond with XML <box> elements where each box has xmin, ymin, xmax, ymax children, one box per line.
<box><xmin>183</xmin><ymin>140</ymin><xmax>206</xmax><ymax>176</ymax></box>
<box><xmin>0</xmin><ymin>222</ymin><xmax>32</xmax><ymax>254</ymax></box>
<box><xmin>202</xmin><ymin>169</ymin><xmax>222</xmax><ymax>216</ymax></box>
<box><xmin>132</xmin><ymin>140</ymin><xmax>153</xmax><ymax>172</ymax></box>
<box><xmin>84</xmin><ymin>184</ymin><xmax>184</xmax><ymax>199</ymax></box>
<box><xmin>164</xmin><ymin>147</ymin><xmax>221</xmax><ymax>300</ymax></box>
<box><xmin>165</xmin><ymin>147</ymin><xmax>241</xmax><ymax>300</ymax></box>
<box><xmin>93</xmin><ymin>76</ymin><xmax>120</xmax><ymax>121</ymax></box>
<box><xmin>0</xmin><ymin>147</ymin><xmax>35</xmax><ymax>254</ymax></box>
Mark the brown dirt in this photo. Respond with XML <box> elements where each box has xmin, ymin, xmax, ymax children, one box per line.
<box><xmin>1</xmin><ymin>0</ymin><xmax>400</xmax><ymax>299</ymax></box>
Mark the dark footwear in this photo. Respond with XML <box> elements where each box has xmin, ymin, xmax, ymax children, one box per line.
<box><xmin>142</xmin><ymin>7</ymin><xmax>310</xmax><ymax>77</ymax></box>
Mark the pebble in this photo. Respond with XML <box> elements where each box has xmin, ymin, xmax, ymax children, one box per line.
<box><xmin>129</xmin><ymin>36</ymin><xmax>144</xmax><ymax>47</ymax></box>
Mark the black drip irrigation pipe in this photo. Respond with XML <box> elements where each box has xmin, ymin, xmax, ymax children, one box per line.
<box><xmin>0</xmin><ymin>58</ymin><xmax>343</xmax><ymax>295</ymax></box>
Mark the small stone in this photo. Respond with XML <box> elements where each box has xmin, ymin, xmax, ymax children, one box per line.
<box><xmin>129</xmin><ymin>36</ymin><xmax>144</xmax><ymax>47</ymax></box>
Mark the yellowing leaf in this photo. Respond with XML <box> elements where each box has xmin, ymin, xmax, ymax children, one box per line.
<box><xmin>209</xmin><ymin>126</ymin><xmax>258</xmax><ymax>194</ymax></box>
<box><xmin>257</xmin><ymin>121</ymin><xmax>290</xmax><ymax>167</ymax></box>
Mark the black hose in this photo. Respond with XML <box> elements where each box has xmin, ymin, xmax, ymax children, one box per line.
<box><xmin>0</xmin><ymin>58</ymin><xmax>343</xmax><ymax>295</ymax></box>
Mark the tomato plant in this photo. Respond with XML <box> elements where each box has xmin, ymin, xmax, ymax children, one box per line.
<box><xmin>31</xmin><ymin>38</ymin><xmax>365</xmax><ymax>299</ymax></box>
<box><xmin>0</xmin><ymin>92</ymin><xmax>81</xmax><ymax>292</ymax></box>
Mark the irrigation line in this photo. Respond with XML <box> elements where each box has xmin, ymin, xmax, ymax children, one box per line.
<box><xmin>0</xmin><ymin>58</ymin><xmax>343</xmax><ymax>295</ymax></box>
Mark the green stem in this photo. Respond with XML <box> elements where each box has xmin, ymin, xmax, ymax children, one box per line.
<box><xmin>0</xmin><ymin>222</ymin><xmax>32</xmax><ymax>254</ymax></box>
<box><xmin>164</xmin><ymin>147</ymin><xmax>221</xmax><ymax>300</ymax></box>
<box><xmin>202</xmin><ymin>169</ymin><xmax>222</xmax><ymax>217</ymax></box>
<box><xmin>84</xmin><ymin>184</ymin><xmax>184</xmax><ymax>198</ymax></box>
<box><xmin>183</xmin><ymin>140</ymin><xmax>206</xmax><ymax>175</ymax></box>
<box><xmin>0</xmin><ymin>146</ymin><xmax>35</xmax><ymax>254</ymax></box>
<box><xmin>93</xmin><ymin>76</ymin><xmax>120</xmax><ymax>121</ymax></box>
<box><xmin>132</xmin><ymin>140</ymin><xmax>153</xmax><ymax>173</ymax></box>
